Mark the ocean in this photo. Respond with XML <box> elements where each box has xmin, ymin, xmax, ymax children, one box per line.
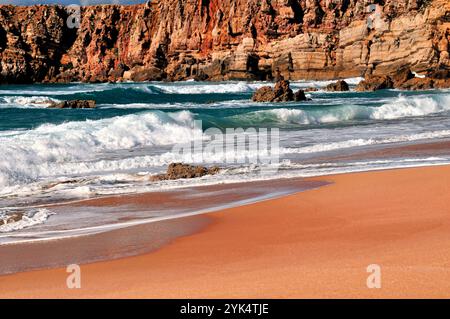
<box><xmin>1</xmin><ymin>78</ymin><xmax>450</xmax><ymax>243</ymax></box>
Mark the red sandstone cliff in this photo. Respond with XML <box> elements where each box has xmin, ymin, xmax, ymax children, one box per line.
<box><xmin>0</xmin><ymin>0</ymin><xmax>449</xmax><ymax>83</ymax></box>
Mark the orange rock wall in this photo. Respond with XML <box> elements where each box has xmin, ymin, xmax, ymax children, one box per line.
<box><xmin>0</xmin><ymin>0</ymin><xmax>449</xmax><ymax>83</ymax></box>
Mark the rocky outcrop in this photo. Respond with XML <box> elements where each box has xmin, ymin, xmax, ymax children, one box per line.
<box><xmin>398</xmin><ymin>77</ymin><xmax>434</xmax><ymax>90</ymax></box>
<box><xmin>356</xmin><ymin>66</ymin><xmax>450</xmax><ymax>91</ymax></box>
<box><xmin>252</xmin><ymin>86</ymin><xmax>277</xmax><ymax>103</ymax></box>
<box><xmin>391</xmin><ymin>68</ymin><xmax>415</xmax><ymax>87</ymax></box>
<box><xmin>293</xmin><ymin>89</ymin><xmax>308</xmax><ymax>101</ymax></box>
<box><xmin>49</xmin><ymin>100</ymin><xmax>96</xmax><ymax>108</ymax></box>
<box><xmin>356</xmin><ymin>75</ymin><xmax>394</xmax><ymax>92</ymax></box>
<box><xmin>0</xmin><ymin>1</ymin><xmax>449</xmax><ymax>84</ymax></box>
<box><xmin>326</xmin><ymin>80</ymin><xmax>349</xmax><ymax>92</ymax></box>
<box><xmin>149</xmin><ymin>163</ymin><xmax>220</xmax><ymax>182</ymax></box>
<box><xmin>253</xmin><ymin>79</ymin><xmax>307</xmax><ymax>102</ymax></box>
<box><xmin>272</xmin><ymin>79</ymin><xmax>294</xmax><ymax>102</ymax></box>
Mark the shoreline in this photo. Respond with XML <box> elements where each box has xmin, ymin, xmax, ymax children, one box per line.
<box><xmin>0</xmin><ymin>178</ymin><xmax>327</xmax><ymax>273</ymax></box>
<box><xmin>1</xmin><ymin>165</ymin><xmax>450</xmax><ymax>298</ymax></box>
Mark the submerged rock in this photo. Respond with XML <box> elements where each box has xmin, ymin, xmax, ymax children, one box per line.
<box><xmin>326</xmin><ymin>80</ymin><xmax>349</xmax><ymax>92</ymax></box>
<box><xmin>49</xmin><ymin>100</ymin><xmax>96</xmax><ymax>109</ymax></box>
<box><xmin>150</xmin><ymin>163</ymin><xmax>221</xmax><ymax>182</ymax></box>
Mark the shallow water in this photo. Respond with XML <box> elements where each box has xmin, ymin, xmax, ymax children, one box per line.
<box><xmin>0</xmin><ymin>78</ymin><xmax>449</xmax><ymax>239</ymax></box>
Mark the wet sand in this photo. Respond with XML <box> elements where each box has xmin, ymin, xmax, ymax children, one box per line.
<box><xmin>311</xmin><ymin>139</ymin><xmax>450</xmax><ymax>164</ymax></box>
<box><xmin>0</xmin><ymin>179</ymin><xmax>325</xmax><ymax>274</ymax></box>
<box><xmin>1</xmin><ymin>165</ymin><xmax>450</xmax><ymax>298</ymax></box>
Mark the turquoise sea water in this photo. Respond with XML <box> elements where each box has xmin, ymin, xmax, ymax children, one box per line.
<box><xmin>1</xmin><ymin>80</ymin><xmax>448</xmax><ymax>131</ymax></box>
<box><xmin>0</xmin><ymin>78</ymin><xmax>450</xmax><ymax>238</ymax></box>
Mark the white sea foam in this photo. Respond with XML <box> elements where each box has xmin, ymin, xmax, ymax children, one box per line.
<box><xmin>152</xmin><ymin>77</ymin><xmax>363</xmax><ymax>95</ymax></box>
<box><xmin>290</xmin><ymin>77</ymin><xmax>363</xmax><ymax>89</ymax></box>
<box><xmin>1</xmin><ymin>94</ymin><xmax>449</xmax><ymax>191</ymax></box>
<box><xmin>0</xmin><ymin>84</ymin><xmax>112</xmax><ymax>96</ymax></box>
<box><xmin>0</xmin><ymin>96</ymin><xmax>60</xmax><ymax>108</ymax></box>
<box><xmin>0</xmin><ymin>209</ymin><xmax>54</xmax><ymax>233</ymax></box>
<box><xmin>0</xmin><ymin>110</ymin><xmax>201</xmax><ymax>189</ymax></box>
<box><xmin>100</xmin><ymin>100</ymin><xmax>253</xmax><ymax>109</ymax></box>
<box><xmin>257</xmin><ymin>94</ymin><xmax>450</xmax><ymax>125</ymax></box>
<box><xmin>154</xmin><ymin>82</ymin><xmax>263</xmax><ymax>94</ymax></box>
<box><xmin>0</xmin><ymin>88</ymin><xmax>449</xmax><ymax>211</ymax></box>
<box><xmin>282</xmin><ymin>130</ymin><xmax>450</xmax><ymax>154</ymax></box>
<box><xmin>0</xmin><ymin>78</ymin><xmax>362</xmax><ymax>101</ymax></box>
<box><xmin>371</xmin><ymin>95</ymin><xmax>450</xmax><ymax>119</ymax></box>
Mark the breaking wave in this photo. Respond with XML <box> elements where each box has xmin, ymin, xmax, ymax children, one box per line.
<box><xmin>153</xmin><ymin>77</ymin><xmax>363</xmax><ymax>95</ymax></box>
<box><xmin>153</xmin><ymin>82</ymin><xmax>261</xmax><ymax>94</ymax></box>
<box><xmin>0</xmin><ymin>110</ymin><xmax>201</xmax><ymax>189</ymax></box>
<box><xmin>0</xmin><ymin>78</ymin><xmax>363</xmax><ymax>102</ymax></box>
<box><xmin>247</xmin><ymin>94</ymin><xmax>450</xmax><ymax>125</ymax></box>
<box><xmin>0</xmin><ymin>96</ymin><xmax>60</xmax><ymax>108</ymax></box>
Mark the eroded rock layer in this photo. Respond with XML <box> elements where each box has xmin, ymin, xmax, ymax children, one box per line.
<box><xmin>0</xmin><ymin>0</ymin><xmax>449</xmax><ymax>83</ymax></box>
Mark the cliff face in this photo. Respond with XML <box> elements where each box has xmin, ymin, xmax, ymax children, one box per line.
<box><xmin>0</xmin><ymin>0</ymin><xmax>449</xmax><ymax>83</ymax></box>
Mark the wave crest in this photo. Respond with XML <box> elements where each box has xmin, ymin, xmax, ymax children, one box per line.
<box><xmin>0</xmin><ymin>110</ymin><xmax>200</xmax><ymax>188</ymax></box>
<box><xmin>0</xmin><ymin>96</ymin><xmax>60</xmax><ymax>108</ymax></box>
<box><xmin>251</xmin><ymin>94</ymin><xmax>450</xmax><ymax>125</ymax></box>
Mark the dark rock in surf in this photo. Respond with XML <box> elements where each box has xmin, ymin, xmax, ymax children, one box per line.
<box><xmin>399</xmin><ymin>77</ymin><xmax>434</xmax><ymax>90</ymax></box>
<box><xmin>293</xmin><ymin>89</ymin><xmax>308</xmax><ymax>101</ymax></box>
<box><xmin>252</xmin><ymin>86</ymin><xmax>277</xmax><ymax>102</ymax></box>
<box><xmin>356</xmin><ymin>75</ymin><xmax>394</xmax><ymax>92</ymax></box>
<box><xmin>49</xmin><ymin>100</ymin><xmax>96</xmax><ymax>109</ymax></box>
<box><xmin>149</xmin><ymin>163</ymin><xmax>221</xmax><ymax>182</ymax></box>
<box><xmin>252</xmin><ymin>79</ymin><xmax>310</xmax><ymax>102</ymax></box>
<box><xmin>273</xmin><ymin>79</ymin><xmax>294</xmax><ymax>102</ymax></box>
<box><xmin>325</xmin><ymin>80</ymin><xmax>349</xmax><ymax>92</ymax></box>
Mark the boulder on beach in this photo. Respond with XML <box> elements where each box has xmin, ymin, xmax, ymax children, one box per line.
<box><xmin>326</xmin><ymin>80</ymin><xmax>349</xmax><ymax>92</ymax></box>
<box><xmin>252</xmin><ymin>79</ymin><xmax>309</xmax><ymax>102</ymax></box>
<box><xmin>149</xmin><ymin>163</ymin><xmax>221</xmax><ymax>182</ymax></box>
<box><xmin>49</xmin><ymin>100</ymin><xmax>96</xmax><ymax>109</ymax></box>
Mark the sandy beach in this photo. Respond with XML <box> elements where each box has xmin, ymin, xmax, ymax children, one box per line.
<box><xmin>1</xmin><ymin>165</ymin><xmax>450</xmax><ymax>298</ymax></box>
